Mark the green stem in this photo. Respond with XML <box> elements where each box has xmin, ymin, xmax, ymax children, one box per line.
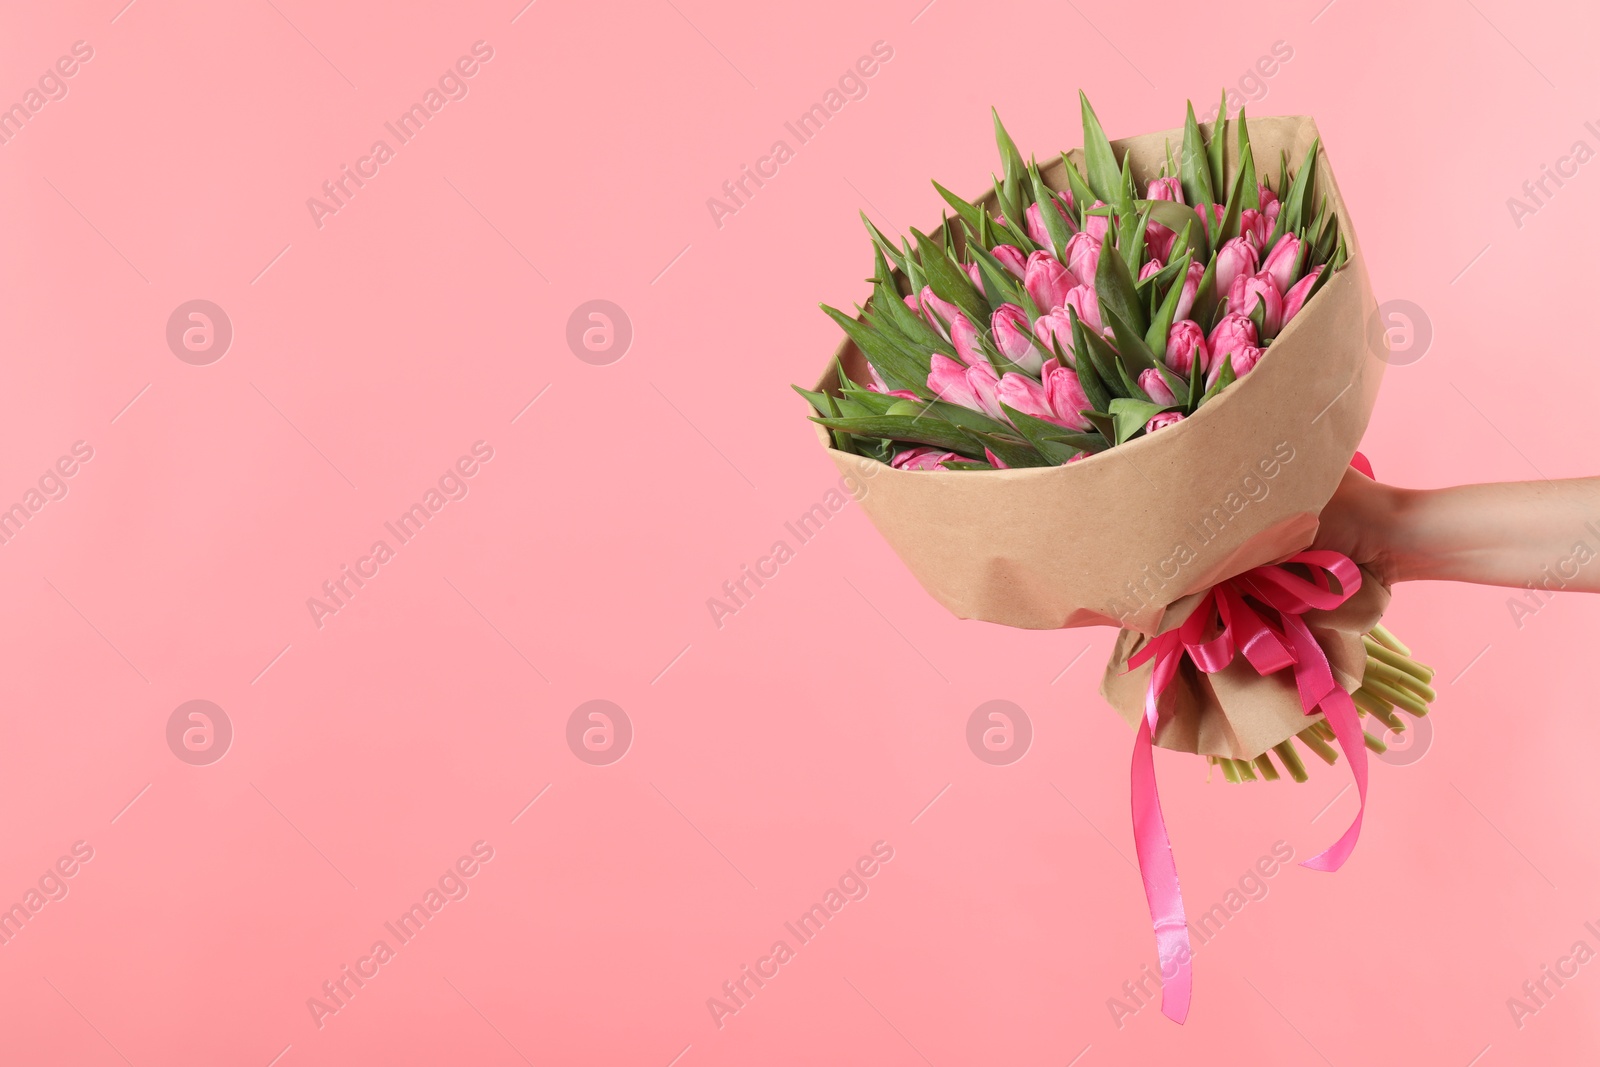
<box><xmin>1254</xmin><ymin>754</ymin><xmax>1280</xmax><ymax>781</ymax></box>
<box><xmin>1273</xmin><ymin>741</ymin><xmax>1309</xmax><ymax>782</ymax></box>
<box><xmin>1354</xmin><ymin>689</ymin><xmax>1404</xmax><ymax>732</ymax></box>
<box><xmin>1363</xmin><ymin>676</ymin><xmax>1431</xmax><ymax>718</ymax></box>
<box><xmin>1369</xmin><ymin>623</ymin><xmax>1411</xmax><ymax>657</ymax></box>
<box><xmin>1297</xmin><ymin>727</ymin><xmax>1340</xmax><ymax>765</ymax></box>
<box><xmin>1362</xmin><ymin>637</ymin><xmax>1435</xmax><ymax>682</ymax></box>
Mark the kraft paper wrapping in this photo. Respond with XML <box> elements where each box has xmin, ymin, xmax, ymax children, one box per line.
<box><xmin>810</xmin><ymin>116</ymin><xmax>1390</xmax><ymax>758</ymax></box>
<box><xmin>814</xmin><ymin>115</ymin><xmax>1384</xmax><ymax>637</ymax></box>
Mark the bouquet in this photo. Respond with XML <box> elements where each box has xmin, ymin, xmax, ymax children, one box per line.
<box><xmin>795</xmin><ymin>94</ymin><xmax>1437</xmax><ymax>1023</ymax></box>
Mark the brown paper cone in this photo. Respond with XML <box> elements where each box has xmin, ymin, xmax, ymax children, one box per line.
<box><xmin>813</xmin><ymin>116</ymin><xmax>1384</xmax><ymax>637</ymax></box>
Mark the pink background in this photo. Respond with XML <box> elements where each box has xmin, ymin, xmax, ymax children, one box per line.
<box><xmin>1</xmin><ymin>0</ymin><xmax>1596</xmax><ymax>1062</ymax></box>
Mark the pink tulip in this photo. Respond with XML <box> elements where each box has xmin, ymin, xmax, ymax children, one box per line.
<box><xmin>1032</xmin><ymin>308</ymin><xmax>1076</xmax><ymax>358</ymax></box>
<box><xmin>1172</xmin><ymin>261</ymin><xmax>1204</xmax><ymax>322</ymax></box>
<box><xmin>1147</xmin><ymin>177</ymin><xmax>1184</xmax><ymax>204</ymax></box>
<box><xmin>928</xmin><ymin>353</ymin><xmax>1005</xmax><ymax>421</ymax></box>
<box><xmin>866</xmin><ymin>364</ymin><xmax>917</xmax><ymax>399</ymax></box>
<box><xmin>1199</xmin><ymin>202</ymin><xmax>1225</xmax><ymax>231</ymax></box>
<box><xmin>1281</xmin><ymin>265</ymin><xmax>1324</xmax><ymax>325</ymax></box>
<box><xmin>998</xmin><ymin>371</ymin><xmax>1064</xmax><ymax>426</ymax></box>
<box><xmin>1063</xmin><ymin>230</ymin><xmax>1101</xmax><ymax>288</ymax></box>
<box><xmin>1165</xmin><ymin>319</ymin><xmax>1210</xmax><ymax>375</ymax></box>
<box><xmin>1024</xmin><ymin>251</ymin><xmax>1075</xmax><ymax>314</ymax></box>
<box><xmin>991</xmin><ymin>303</ymin><xmax>1042</xmax><ymax>375</ymax></box>
<box><xmin>992</xmin><ymin>244</ymin><xmax>1028</xmax><ymax>279</ymax></box>
<box><xmin>1240</xmin><ymin>208</ymin><xmax>1272</xmax><ymax>253</ymax></box>
<box><xmin>1139</xmin><ymin>367</ymin><xmax>1177</xmax><ymax>405</ymax></box>
<box><xmin>1138</xmin><ymin>258</ymin><xmax>1164</xmax><ymax>281</ymax></box>
<box><xmin>1066</xmin><ymin>451</ymin><xmax>1088</xmax><ymax>463</ymax></box>
<box><xmin>984</xmin><ymin>448</ymin><xmax>1010</xmax><ymax>469</ymax></box>
<box><xmin>1261</xmin><ymin>233</ymin><xmax>1302</xmax><ymax>295</ymax></box>
<box><xmin>1145</xmin><ymin>411</ymin><xmax>1185</xmax><ymax>434</ymax></box>
<box><xmin>950</xmin><ymin>312</ymin><xmax>988</xmax><ymax>366</ymax></box>
<box><xmin>1025</xmin><ymin>195</ymin><xmax>1073</xmax><ymax>256</ymax></box>
<box><xmin>1084</xmin><ymin>201</ymin><xmax>1112</xmax><ymax>242</ymax></box>
<box><xmin>1061</xmin><ymin>285</ymin><xmax>1103</xmax><ymax>334</ymax></box>
<box><xmin>1145</xmin><ymin>222</ymin><xmax>1176</xmax><ymax>265</ymax></box>
<box><xmin>892</xmin><ymin>447</ymin><xmax>961</xmax><ymax>471</ymax></box>
<box><xmin>1225</xmin><ymin>272</ymin><xmax>1284</xmax><ymax>336</ymax></box>
<box><xmin>1214</xmin><ymin>237</ymin><xmax>1259</xmax><ymax>299</ymax></box>
<box><xmin>1208</xmin><ymin>313</ymin><xmax>1259</xmax><ymax>364</ymax></box>
<box><xmin>962</xmin><ymin>261</ymin><xmax>982</xmax><ymax>287</ymax></box>
<box><xmin>1042</xmin><ymin>357</ymin><xmax>1093</xmax><ymax>431</ymax></box>
<box><xmin>1258</xmin><ymin>185</ymin><xmax>1280</xmax><ymax>220</ymax></box>
<box><xmin>911</xmin><ymin>286</ymin><xmax>964</xmax><ymax>340</ymax></box>
<box><xmin>1207</xmin><ymin>344</ymin><xmax>1264</xmax><ymax>388</ymax></box>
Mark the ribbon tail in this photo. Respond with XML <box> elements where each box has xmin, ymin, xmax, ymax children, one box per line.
<box><xmin>1301</xmin><ymin>685</ymin><xmax>1368</xmax><ymax>872</ymax></box>
<box><xmin>1131</xmin><ymin>692</ymin><xmax>1192</xmax><ymax>1023</ymax></box>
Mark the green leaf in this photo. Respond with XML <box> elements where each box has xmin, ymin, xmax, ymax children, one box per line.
<box><xmin>1069</xmin><ymin>306</ymin><xmax>1127</xmax><ymax>402</ymax></box>
<box><xmin>1145</xmin><ymin>251</ymin><xmax>1192</xmax><ymax>358</ymax></box>
<box><xmin>993</xmin><ymin>109</ymin><xmax>1030</xmax><ymax>216</ymax></box>
<box><xmin>861</xmin><ymin>212</ymin><xmax>906</xmax><ymax>275</ymax></box>
<box><xmin>901</xmin><ymin>237</ymin><xmax>926</xmax><ymax>293</ymax></box>
<box><xmin>1190</xmin><ymin>256</ymin><xmax>1221</xmax><ymax>330</ymax></box>
<box><xmin>1081</xmin><ymin>410</ymin><xmax>1117</xmax><ymax>440</ymax></box>
<box><xmin>1000</xmin><ymin>404</ymin><xmax>1080</xmax><ymax>464</ymax></box>
<box><xmin>821</xmin><ymin>304</ymin><xmax>929</xmax><ymax>398</ymax></box>
<box><xmin>1079</xmin><ymin>91</ymin><xmax>1122</xmax><ymax>205</ymax></box>
<box><xmin>1028</xmin><ymin>162</ymin><xmax>1073</xmax><ymax>256</ymax></box>
<box><xmin>1186</xmin><ymin>348</ymin><xmax>1205</xmax><ymax>410</ymax></box>
<box><xmin>1207</xmin><ymin>91</ymin><xmax>1229</xmax><ymax>195</ymax></box>
<box><xmin>1109</xmin><ymin>397</ymin><xmax>1166</xmax><ymax>444</ymax></box>
<box><xmin>1042</xmin><ymin>430</ymin><xmax>1108</xmax><ymax>454</ymax></box>
<box><xmin>1120</xmin><ymin>199</ymin><xmax>1151</xmax><ymax>273</ymax></box>
<box><xmin>932</xmin><ymin>180</ymin><xmax>985</xmax><ymax>240</ymax></box>
<box><xmin>964</xmin><ymin>428</ymin><xmax>1051</xmax><ymax>468</ymax></box>
<box><xmin>1104</xmin><ymin>303</ymin><xmax>1159</xmax><ymax>376</ymax></box>
<box><xmin>1059</xmin><ymin>152</ymin><xmax>1095</xmax><ymax>221</ymax></box>
<box><xmin>1062</xmin><ymin>327</ymin><xmax>1113</xmax><ymax>413</ymax></box>
<box><xmin>1268</xmin><ymin>138</ymin><xmax>1320</xmax><ymax>251</ymax></box>
<box><xmin>912</xmin><ymin>226</ymin><xmax>990</xmax><ymax>326</ymax></box>
<box><xmin>928</xmin><ymin>399</ymin><xmax>1014</xmax><ymax>437</ymax></box>
<box><xmin>812</xmin><ymin>414</ymin><xmax>979</xmax><ymax>455</ymax></box>
<box><xmin>1181</xmin><ymin>101</ymin><xmax>1215</xmax><ymax>209</ymax></box>
<box><xmin>989</xmin><ymin>176</ymin><xmax>1035</xmax><ymax>251</ymax></box>
<box><xmin>1237</xmin><ymin>109</ymin><xmax>1260</xmax><ymax>213</ymax></box>
<box><xmin>1198</xmin><ymin>353</ymin><xmax>1236</xmax><ymax>406</ymax></box>
<box><xmin>792</xmin><ymin>384</ymin><xmax>834</xmax><ymax>417</ymax></box>
<box><xmin>1094</xmin><ymin>231</ymin><xmax>1148</xmax><ymax>337</ymax></box>
<box><xmin>1213</xmin><ymin>162</ymin><xmax>1247</xmax><ymax>247</ymax></box>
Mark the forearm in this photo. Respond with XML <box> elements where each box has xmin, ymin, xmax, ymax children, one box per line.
<box><xmin>1382</xmin><ymin>479</ymin><xmax>1600</xmax><ymax>592</ymax></box>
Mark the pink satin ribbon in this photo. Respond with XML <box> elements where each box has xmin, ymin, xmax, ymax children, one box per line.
<box><xmin>1124</xmin><ymin>550</ymin><xmax>1369</xmax><ymax>1024</ymax></box>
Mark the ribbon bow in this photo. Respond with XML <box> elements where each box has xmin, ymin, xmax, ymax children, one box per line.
<box><xmin>1123</xmin><ymin>550</ymin><xmax>1369</xmax><ymax>1024</ymax></box>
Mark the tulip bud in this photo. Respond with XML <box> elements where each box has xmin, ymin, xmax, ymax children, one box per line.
<box><xmin>892</xmin><ymin>447</ymin><xmax>961</xmax><ymax>471</ymax></box>
<box><xmin>1226</xmin><ymin>272</ymin><xmax>1284</xmax><ymax>336</ymax></box>
<box><xmin>927</xmin><ymin>353</ymin><xmax>1005</xmax><ymax>421</ymax></box>
<box><xmin>1206</xmin><ymin>344</ymin><xmax>1265</xmax><ymax>389</ymax></box>
<box><xmin>998</xmin><ymin>371</ymin><xmax>1062</xmax><ymax>426</ymax></box>
<box><xmin>1165</xmin><ymin>319</ymin><xmax>1210</xmax><ymax>375</ymax></box>
<box><xmin>950</xmin><ymin>312</ymin><xmax>988</xmax><ymax>367</ymax></box>
<box><xmin>1239</xmin><ymin>208</ymin><xmax>1271</xmax><ymax>253</ymax></box>
<box><xmin>915</xmin><ymin>286</ymin><xmax>965</xmax><ymax>340</ymax></box>
<box><xmin>1145</xmin><ymin>411</ymin><xmax>1185</xmax><ymax>434</ymax></box>
<box><xmin>1281</xmin><ymin>265</ymin><xmax>1324</xmax><ymax>325</ymax></box>
<box><xmin>984</xmin><ymin>448</ymin><xmax>1010</xmax><ymax>469</ymax></box>
<box><xmin>1084</xmin><ymin>201</ymin><xmax>1112</xmax><ymax>243</ymax></box>
<box><xmin>962</xmin><ymin>261</ymin><xmax>982</xmax><ymax>287</ymax></box>
<box><xmin>991</xmin><ymin>303</ymin><xmax>1042</xmax><ymax>375</ymax></box>
<box><xmin>1146</xmin><ymin>177</ymin><xmax>1183</xmax><ymax>204</ymax></box>
<box><xmin>1042</xmin><ymin>358</ymin><xmax>1093</xmax><ymax>431</ymax></box>
<box><xmin>1172</xmin><ymin>261</ymin><xmax>1205</xmax><ymax>322</ymax></box>
<box><xmin>1214</xmin><ymin>237</ymin><xmax>1259</xmax><ymax>299</ymax></box>
<box><xmin>1207</xmin><ymin>313</ymin><xmax>1259</xmax><ymax>365</ymax></box>
<box><xmin>1138</xmin><ymin>258</ymin><xmax>1164</xmax><ymax>281</ymax></box>
<box><xmin>1061</xmin><ymin>285</ymin><xmax>1103</xmax><ymax>334</ymax></box>
<box><xmin>1138</xmin><ymin>367</ymin><xmax>1177</xmax><ymax>405</ymax></box>
<box><xmin>1261</xmin><ymin>233</ymin><xmax>1302</xmax><ymax>295</ymax></box>
<box><xmin>992</xmin><ymin>244</ymin><xmax>1028</xmax><ymax>279</ymax></box>
<box><xmin>1032</xmin><ymin>308</ymin><xmax>1076</xmax><ymax>359</ymax></box>
<box><xmin>1025</xmin><ymin>195</ymin><xmax>1072</xmax><ymax>256</ymax></box>
<box><xmin>1024</xmin><ymin>251</ymin><xmax>1075</xmax><ymax>314</ymax></box>
<box><xmin>866</xmin><ymin>363</ymin><xmax>918</xmax><ymax>399</ymax></box>
<box><xmin>1063</xmin><ymin>231</ymin><xmax>1101</xmax><ymax>288</ymax></box>
<box><xmin>1258</xmin><ymin>185</ymin><xmax>1280</xmax><ymax>220</ymax></box>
